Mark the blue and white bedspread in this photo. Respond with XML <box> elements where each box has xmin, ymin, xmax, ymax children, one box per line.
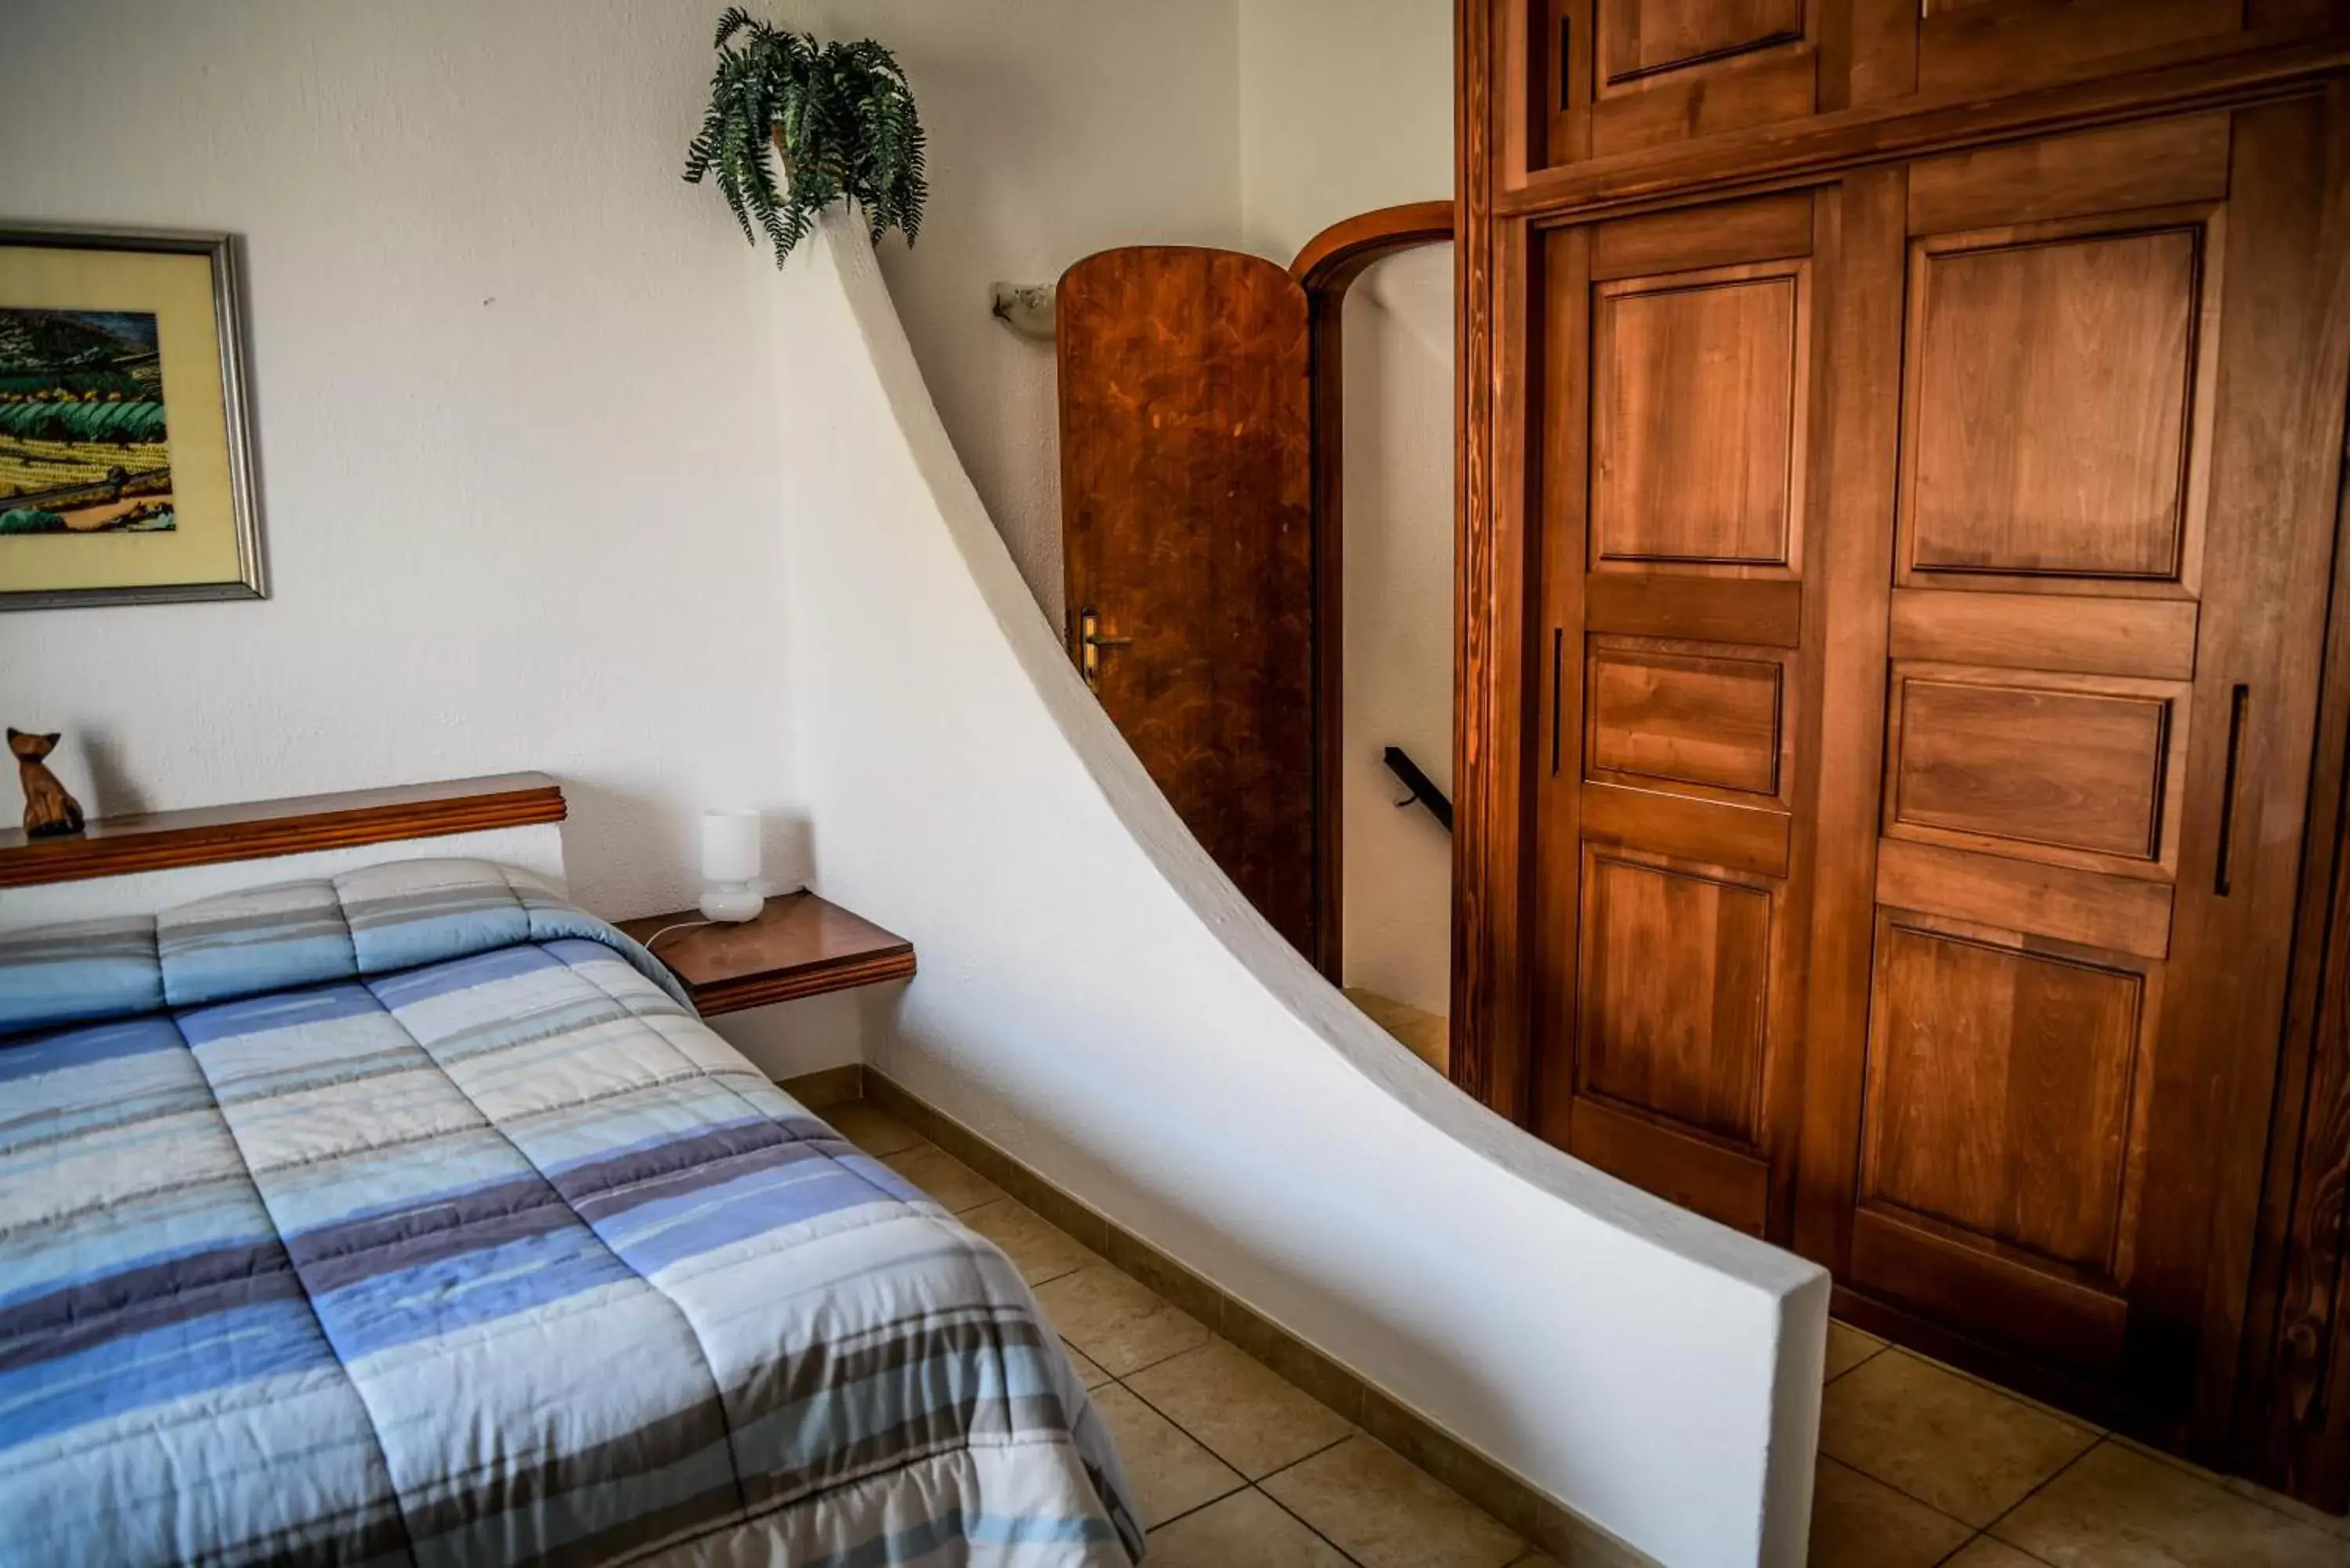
<box><xmin>0</xmin><ymin>859</ymin><xmax>1139</xmax><ymax>1566</ymax></box>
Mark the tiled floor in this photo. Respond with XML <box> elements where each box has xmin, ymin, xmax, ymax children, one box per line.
<box><xmin>833</xmin><ymin>1098</ymin><xmax>2350</xmax><ymax>1566</ymax></box>
<box><xmin>830</xmin><ymin>1102</ymin><xmax>1554</xmax><ymax>1566</ymax></box>
<box><xmin>1813</xmin><ymin>1321</ymin><xmax>2350</xmax><ymax>1566</ymax></box>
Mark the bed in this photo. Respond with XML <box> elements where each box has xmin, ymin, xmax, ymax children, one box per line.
<box><xmin>0</xmin><ymin>857</ymin><xmax>1141</xmax><ymax>1567</ymax></box>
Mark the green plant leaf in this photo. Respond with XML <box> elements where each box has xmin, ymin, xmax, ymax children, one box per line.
<box><xmin>682</xmin><ymin>15</ymin><xmax>929</xmax><ymax>266</ymax></box>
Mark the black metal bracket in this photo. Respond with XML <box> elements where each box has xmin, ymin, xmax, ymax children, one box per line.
<box><xmin>1381</xmin><ymin>746</ymin><xmax>1454</xmax><ymax>833</ymax></box>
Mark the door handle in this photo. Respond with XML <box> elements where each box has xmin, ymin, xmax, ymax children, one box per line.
<box><xmin>1077</xmin><ymin>606</ymin><xmax>1133</xmax><ymax>692</ymax></box>
<box><xmin>2214</xmin><ymin>683</ymin><xmax>2249</xmax><ymax>897</ymax></box>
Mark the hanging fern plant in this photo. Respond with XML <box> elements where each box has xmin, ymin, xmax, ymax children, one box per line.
<box><xmin>684</xmin><ymin>8</ymin><xmax>928</xmax><ymax>266</ymax></box>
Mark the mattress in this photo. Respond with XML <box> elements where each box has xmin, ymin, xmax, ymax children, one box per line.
<box><xmin>0</xmin><ymin>858</ymin><xmax>1140</xmax><ymax>1566</ymax></box>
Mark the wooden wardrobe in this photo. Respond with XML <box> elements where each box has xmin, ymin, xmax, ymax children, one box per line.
<box><xmin>1453</xmin><ymin>0</ymin><xmax>2350</xmax><ymax>1503</ymax></box>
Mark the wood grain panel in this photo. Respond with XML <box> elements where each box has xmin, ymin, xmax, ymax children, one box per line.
<box><xmin>1791</xmin><ymin>168</ymin><xmax>1911</xmax><ymax>1274</ymax></box>
<box><xmin>1530</xmin><ymin>221</ymin><xmax>1593</xmax><ymax>1139</ymax></box>
<box><xmin>1593</xmin><ymin>265</ymin><xmax>1805</xmax><ymax>569</ymax></box>
<box><xmin>1889</xmin><ymin>672</ymin><xmax>2175</xmax><ymax>862</ymax></box>
<box><xmin>1581</xmin><ymin>780</ymin><xmax>1791</xmax><ymax>876</ymax></box>
<box><xmin>1505</xmin><ymin>41</ymin><xmax>2350</xmax><ymax>222</ymax></box>
<box><xmin>1908</xmin><ymin>115</ymin><xmax>2232</xmax><ymax>237</ymax></box>
<box><xmin>1569</xmin><ymin>1093</ymin><xmax>1772</xmax><ymax>1233</ymax></box>
<box><xmin>1580</xmin><ymin>853</ymin><xmax>1773</xmax><ymax>1143</ymax></box>
<box><xmin>1876</xmin><ymin>839</ymin><xmax>2175</xmax><ymax>961</ymax></box>
<box><xmin>2143</xmin><ymin>94</ymin><xmax>2348</xmax><ymax>1458</ymax></box>
<box><xmin>1918</xmin><ymin>0</ymin><xmax>2249</xmax><ymax>101</ymax></box>
<box><xmin>0</xmin><ymin>773</ymin><xmax>564</xmax><ymax>889</ymax></box>
<box><xmin>1590</xmin><ymin>190</ymin><xmax>1813</xmax><ymax>280</ymax></box>
<box><xmin>1058</xmin><ymin>248</ymin><xmax>1316</xmax><ymax>955</ymax></box>
<box><xmin>1889</xmin><ymin>590</ymin><xmax>2198</xmax><ymax>681</ymax></box>
<box><xmin>1864</xmin><ymin>919</ymin><xmax>2148</xmax><ymax>1272</ymax></box>
<box><xmin>617</xmin><ymin>893</ymin><xmax>915</xmax><ymax>1017</ymax></box>
<box><xmin>1907</xmin><ymin>227</ymin><xmax>2201</xmax><ymax>580</ymax></box>
<box><xmin>1597</xmin><ymin>0</ymin><xmax>1802</xmax><ymax>83</ymax></box>
<box><xmin>1589</xmin><ymin>45</ymin><xmax>1820</xmax><ymax>160</ymax></box>
<box><xmin>1584</xmin><ymin>574</ymin><xmax>1802</xmax><ymax>646</ymax></box>
<box><xmin>1850</xmin><ymin>1208</ymin><xmax>2131</xmax><ymax>1369</ymax></box>
<box><xmin>1589</xmin><ymin>641</ymin><xmax>1783</xmax><ymax>796</ymax></box>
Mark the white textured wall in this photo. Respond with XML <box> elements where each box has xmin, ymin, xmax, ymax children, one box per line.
<box><xmin>788</xmin><ymin>0</ymin><xmax>1242</xmax><ymax>634</ymax></box>
<box><xmin>1238</xmin><ymin>0</ymin><xmax>1455</xmax><ymax>261</ymax></box>
<box><xmin>1340</xmin><ymin>244</ymin><xmax>1456</xmax><ymax>1017</ymax></box>
<box><xmin>0</xmin><ymin>0</ymin><xmax>1238</xmax><ymax>1075</ymax></box>
<box><xmin>0</xmin><ymin>0</ymin><xmax>799</xmax><ymax>925</ymax></box>
<box><xmin>783</xmin><ymin>211</ymin><xmax>1825</xmax><ymax>1568</ymax></box>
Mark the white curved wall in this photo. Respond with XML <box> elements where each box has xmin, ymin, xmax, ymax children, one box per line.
<box><xmin>776</xmin><ymin>214</ymin><xmax>1826</xmax><ymax>1568</ymax></box>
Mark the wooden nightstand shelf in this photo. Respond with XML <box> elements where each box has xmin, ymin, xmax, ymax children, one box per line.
<box><xmin>617</xmin><ymin>892</ymin><xmax>914</xmax><ymax>1017</ymax></box>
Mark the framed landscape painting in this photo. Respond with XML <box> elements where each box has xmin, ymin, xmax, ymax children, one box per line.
<box><xmin>0</xmin><ymin>225</ymin><xmax>265</xmax><ymax>609</ymax></box>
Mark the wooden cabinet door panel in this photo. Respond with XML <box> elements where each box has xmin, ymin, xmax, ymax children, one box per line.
<box><xmin>1519</xmin><ymin>5</ymin><xmax>2330</xmax><ymax>181</ymax></box>
<box><xmin>1918</xmin><ymin>0</ymin><xmax>2277</xmax><ymax>102</ymax></box>
<box><xmin>1541</xmin><ymin>0</ymin><xmax>1822</xmax><ymax>168</ymax></box>
<box><xmin>1862</xmin><ymin>913</ymin><xmax>2155</xmax><ymax>1276</ymax></box>
<box><xmin>1905</xmin><ymin>226</ymin><xmax>2202</xmax><ymax>580</ymax></box>
<box><xmin>1820</xmin><ymin>103</ymin><xmax>2350</xmax><ymax>1421</ymax></box>
<box><xmin>1534</xmin><ymin>193</ymin><xmax>1820</xmax><ymax>1235</ymax></box>
<box><xmin>1882</xmin><ymin>664</ymin><xmax>2189</xmax><ymax>875</ymax></box>
<box><xmin>1590</xmin><ymin>262</ymin><xmax>1808</xmax><ymax>571</ymax></box>
<box><xmin>1587</xmin><ymin>637</ymin><xmax>1791</xmax><ymax>802</ymax></box>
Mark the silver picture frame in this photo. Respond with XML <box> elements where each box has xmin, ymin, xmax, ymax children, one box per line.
<box><xmin>0</xmin><ymin>222</ymin><xmax>267</xmax><ymax>610</ymax></box>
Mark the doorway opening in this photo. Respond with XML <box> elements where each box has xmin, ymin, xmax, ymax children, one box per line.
<box><xmin>1055</xmin><ymin>205</ymin><xmax>1457</xmax><ymax>1074</ymax></box>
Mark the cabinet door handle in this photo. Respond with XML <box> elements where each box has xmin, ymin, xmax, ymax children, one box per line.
<box><xmin>2214</xmin><ymin>683</ymin><xmax>2250</xmax><ymax>898</ymax></box>
<box><xmin>1550</xmin><ymin>627</ymin><xmax>1564</xmax><ymax>776</ymax></box>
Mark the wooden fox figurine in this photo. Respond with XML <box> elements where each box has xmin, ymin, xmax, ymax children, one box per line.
<box><xmin>9</xmin><ymin>729</ymin><xmax>85</xmax><ymax>839</ymax></box>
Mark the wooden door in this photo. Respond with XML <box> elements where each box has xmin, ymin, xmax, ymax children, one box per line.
<box><xmin>1531</xmin><ymin>190</ymin><xmax>1822</xmax><ymax>1235</ymax></box>
<box><xmin>1797</xmin><ymin>103</ymin><xmax>2350</xmax><ymax>1422</ymax></box>
<box><xmin>1058</xmin><ymin>249</ymin><xmax>1318</xmax><ymax>955</ymax></box>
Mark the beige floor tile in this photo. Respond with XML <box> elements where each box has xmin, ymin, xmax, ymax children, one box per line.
<box><xmin>1808</xmin><ymin>1457</ymin><xmax>1974</xmax><ymax>1568</ymax></box>
<box><xmin>1062</xmin><ymin>1340</ymin><xmax>1113</xmax><ymax>1390</ymax></box>
<box><xmin>1992</xmin><ymin>1440</ymin><xmax>2350</xmax><ymax>1568</ymax></box>
<box><xmin>880</xmin><ymin>1143</ymin><xmax>1007</xmax><ymax>1214</ymax></box>
<box><xmin>822</xmin><ymin>1102</ymin><xmax>920</xmax><ymax>1157</ymax></box>
<box><xmin>1031</xmin><ymin>1264</ymin><xmax>1209</xmax><ymax>1376</ymax></box>
<box><xmin>956</xmin><ymin>1198</ymin><xmax>1100</xmax><ymax>1286</ymax></box>
<box><xmin>1124</xmin><ymin>1339</ymin><xmax>1354</xmax><ymax>1479</ymax></box>
<box><xmin>1942</xmin><ymin>1538</ymin><xmax>2044</xmax><ymax>1567</ymax></box>
<box><xmin>1820</xmin><ymin>1350</ymin><xmax>2098</xmax><ymax>1527</ymax></box>
<box><xmin>1262</xmin><ymin>1436</ymin><xmax>1525</xmax><ymax>1568</ymax></box>
<box><xmin>1088</xmin><ymin>1385</ymin><xmax>1244</xmax><ymax>1529</ymax></box>
<box><xmin>1144</xmin><ymin>1487</ymin><xmax>1353</xmax><ymax>1567</ymax></box>
<box><xmin>1825</xmin><ymin>1321</ymin><xmax>1885</xmax><ymax>1382</ymax></box>
<box><xmin>2110</xmin><ymin>1433</ymin><xmax>2350</xmax><ymax>1544</ymax></box>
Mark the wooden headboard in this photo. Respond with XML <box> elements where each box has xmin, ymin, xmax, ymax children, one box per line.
<box><xmin>0</xmin><ymin>773</ymin><xmax>567</xmax><ymax>926</ymax></box>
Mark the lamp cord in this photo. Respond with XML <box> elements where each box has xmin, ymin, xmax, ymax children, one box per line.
<box><xmin>638</xmin><ymin>919</ymin><xmax>714</xmax><ymax>952</ymax></box>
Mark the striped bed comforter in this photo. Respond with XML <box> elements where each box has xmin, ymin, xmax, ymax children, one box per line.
<box><xmin>0</xmin><ymin>859</ymin><xmax>1139</xmax><ymax>1566</ymax></box>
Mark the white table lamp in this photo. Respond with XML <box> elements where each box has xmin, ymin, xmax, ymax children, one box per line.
<box><xmin>700</xmin><ymin>809</ymin><xmax>765</xmax><ymax>923</ymax></box>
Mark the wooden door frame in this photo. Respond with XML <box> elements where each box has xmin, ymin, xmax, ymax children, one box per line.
<box><xmin>1450</xmin><ymin>0</ymin><xmax>2350</xmax><ymax>1495</ymax></box>
<box><xmin>1291</xmin><ymin>201</ymin><xmax>1458</xmax><ymax>982</ymax></box>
